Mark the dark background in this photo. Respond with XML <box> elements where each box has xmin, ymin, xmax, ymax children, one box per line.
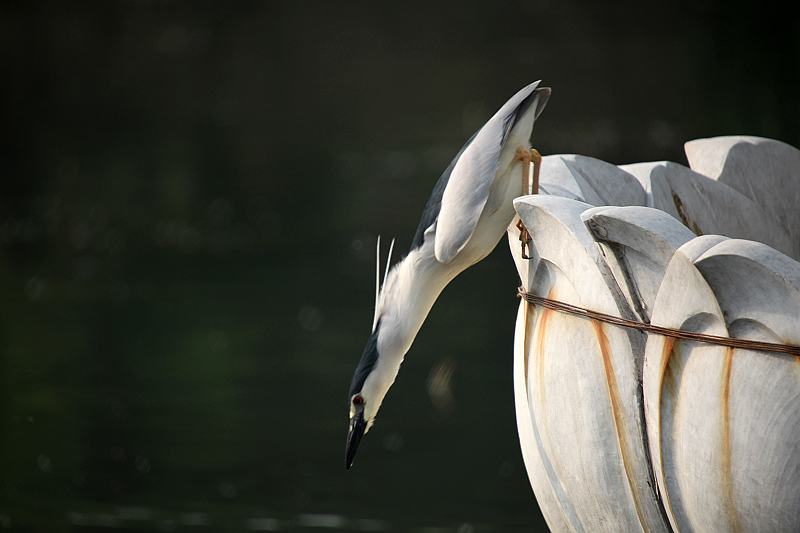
<box><xmin>0</xmin><ymin>2</ymin><xmax>797</xmax><ymax>531</ymax></box>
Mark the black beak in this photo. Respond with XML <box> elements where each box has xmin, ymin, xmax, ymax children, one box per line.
<box><xmin>346</xmin><ymin>408</ymin><xmax>367</xmax><ymax>470</ymax></box>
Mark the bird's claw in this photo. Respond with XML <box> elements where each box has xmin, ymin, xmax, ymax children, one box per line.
<box><xmin>515</xmin><ymin>147</ymin><xmax>542</xmax><ymax>196</ymax></box>
<box><xmin>515</xmin><ymin>147</ymin><xmax>541</xmax><ymax>259</ymax></box>
<box><xmin>517</xmin><ymin>219</ymin><xmax>532</xmax><ymax>259</ymax></box>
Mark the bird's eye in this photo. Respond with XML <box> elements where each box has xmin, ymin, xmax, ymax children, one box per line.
<box><xmin>352</xmin><ymin>396</ymin><xmax>364</xmax><ymax>406</ymax></box>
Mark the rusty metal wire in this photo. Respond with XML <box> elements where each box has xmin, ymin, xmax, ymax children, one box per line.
<box><xmin>517</xmin><ymin>288</ymin><xmax>800</xmax><ymax>356</ymax></box>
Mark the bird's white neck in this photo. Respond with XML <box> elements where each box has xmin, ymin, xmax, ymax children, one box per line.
<box><xmin>376</xmin><ymin>243</ymin><xmax>456</xmax><ymax>358</ymax></box>
<box><xmin>364</xmin><ymin>240</ymin><xmax>462</xmax><ymax>404</ymax></box>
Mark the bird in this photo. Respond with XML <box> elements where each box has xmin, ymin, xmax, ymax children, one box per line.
<box><xmin>346</xmin><ymin>80</ymin><xmax>551</xmax><ymax>469</ymax></box>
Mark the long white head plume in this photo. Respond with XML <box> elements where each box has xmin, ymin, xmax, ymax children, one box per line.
<box><xmin>374</xmin><ymin>235</ymin><xmax>381</xmax><ymax>329</ymax></box>
<box><xmin>372</xmin><ymin>236</ymin><xmax>395</xmax><ymax>332</ymax></box>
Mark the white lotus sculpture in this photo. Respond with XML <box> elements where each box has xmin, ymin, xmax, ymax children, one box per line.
<box><xmin>508</xmin><ymin>136</ymin><xmax>800</xmax><ymax>532</ymax></box>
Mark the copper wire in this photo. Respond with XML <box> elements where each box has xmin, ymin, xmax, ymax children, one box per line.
<box><xmin>517</xmin><ymin>288</ymin><xmax>800</xmax><ymax>356</ymax></box>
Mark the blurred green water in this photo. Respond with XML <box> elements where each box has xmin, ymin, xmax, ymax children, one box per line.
<box><xmin>0</xmin><ymin>2</ymin><xmax>797</xmax><ymax>531</ymax></box>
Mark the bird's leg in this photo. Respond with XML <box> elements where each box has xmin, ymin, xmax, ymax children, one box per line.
<box><xmin>514</xmin><ymin>147</ymin><xmax>542</xmax><ymax>195</ymax></box>
<box><xmin>514</xmin><ymin>147</ymin><xmax>542</xmax><ymax>259</ymax></box>
<box><xmin>531</xmin><ymin>148</ymin><xmax>541</xmax><ymax>195</ymax></box>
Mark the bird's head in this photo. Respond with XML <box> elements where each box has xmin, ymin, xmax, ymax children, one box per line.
<box><xmin>346</xmin><ymin>324</ymin><xmax>395</xmax><ymax>469</ymax></box>
<box><xmin>347</xmin><ymin>237</ymin><xmax>405</xmax><ymax>469</ymax></box>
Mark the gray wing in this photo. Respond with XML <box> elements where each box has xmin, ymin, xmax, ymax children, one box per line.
<box><xmin>434</xmin><ymin>80</ymin><xmax>543</xmax><ymax>263</ymax></box>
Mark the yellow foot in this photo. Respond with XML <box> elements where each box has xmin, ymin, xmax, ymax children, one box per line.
<box><xmin>516</xmin><ymin>218</ymin><xmax>532</xmax><ymax>259</ymax></box>
<box><xmin>514</xmin><ymin>147</ymin><xmax>542</xmax><ymax>196</ymax></box>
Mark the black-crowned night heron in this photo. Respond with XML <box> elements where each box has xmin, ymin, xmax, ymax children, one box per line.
<box><xmin>346</xmin><ymin>81</ymin><xmax>551</xmax><ymax>469</ymax></box>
